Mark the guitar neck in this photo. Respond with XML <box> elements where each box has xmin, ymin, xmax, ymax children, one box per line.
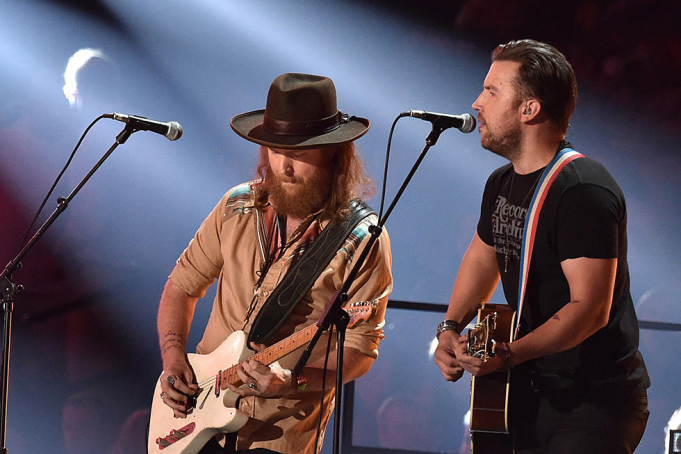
<box><xmin>220</xmin><ymin>323</ymin><xmax>317</xmax><ymax>388</ymax></box>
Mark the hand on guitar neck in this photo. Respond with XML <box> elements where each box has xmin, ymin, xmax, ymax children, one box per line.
<box><xmin>223</xmin><ymin>341</ymin><xmax>298</xmax><ymax>398</ymax></box>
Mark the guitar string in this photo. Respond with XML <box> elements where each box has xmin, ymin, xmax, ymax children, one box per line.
<box><xmin>192</xmin><ymin>335</ymin><xmax>300</xmax><ymax>391</ymax></box>
<box><xmin>189</xmin><ymin>305</ymin><xmax>369</xmax><ymax>394</ymax></box>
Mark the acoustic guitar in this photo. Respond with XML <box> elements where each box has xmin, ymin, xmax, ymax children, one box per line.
<box><xmin>467</xmin><ymin>303</ymin><xmax>516</xmax><ymax>453</ymax></box>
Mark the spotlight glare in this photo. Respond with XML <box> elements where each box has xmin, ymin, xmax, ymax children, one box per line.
<box><xmin>63</xmin><ymin>48</ymin><xmax>105</xmax><ymax>106</ymax></box>
<box><xmin>428</xmin><ymin>337</ymin><xmax>438</xmax><ymax>358</ymax></box>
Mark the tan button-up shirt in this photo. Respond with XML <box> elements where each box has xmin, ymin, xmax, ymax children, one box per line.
<box><xmin>169</xmin><ymin>181</ymin><xmax>393</xmax><ymax>453</ymax></box>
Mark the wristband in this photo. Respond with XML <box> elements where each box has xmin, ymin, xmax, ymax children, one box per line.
<box><xmin>436</xmin><ymin>320</ymin><xmax>461</xmax><ymax>340</ymax></box>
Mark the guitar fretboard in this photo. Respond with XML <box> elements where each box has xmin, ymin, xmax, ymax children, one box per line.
<box><xmin>220</xmin><ymin>324</ymin><xmax>317</xmax><ymax>388</ymax></box>
<box><xmin>218</xmin><ymin>302</ymin><xmax>373</xmax><ymax>389</ymax></box>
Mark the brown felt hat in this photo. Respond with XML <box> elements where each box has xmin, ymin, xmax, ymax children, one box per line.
<box><xmin>230</xmin><ymin>73</ymin><xmax>370</xmax><ymax>149</ymax></box>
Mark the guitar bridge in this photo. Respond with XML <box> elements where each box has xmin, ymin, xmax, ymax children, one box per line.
<box><xmin>155</xmin><ymin>422</ymin><xmax>196</xmax><ymax>450</ymax></box>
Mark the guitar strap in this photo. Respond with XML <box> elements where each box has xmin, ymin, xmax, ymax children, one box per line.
<box><xmin>247</xmin><ymin>199</ymin><xmax>375</xmax><ymax>345</ymax></box>
<box><xmin>515</xmin><ymin>148</ymin><xmax>584</xmax><ymax>338</ymax></box>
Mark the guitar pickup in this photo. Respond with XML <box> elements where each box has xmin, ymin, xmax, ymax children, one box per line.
<box><xmin>215</xmin><ymin>371</ymin><xmax>222</xmax><ymax>396</ymax></box>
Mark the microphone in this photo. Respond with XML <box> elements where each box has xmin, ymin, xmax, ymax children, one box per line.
<box><xmin>111</xmin><ymin>113</ymin><xmax>183</xmax><ymax>141</ymax></box>
<box><xmin>407</xmin><ymin>110</ymin><xmax>476</xmax><ymax>133</ymax></box>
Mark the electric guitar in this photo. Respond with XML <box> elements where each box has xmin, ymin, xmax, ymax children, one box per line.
<box><xmin>467</xmin><ymin>303</ymin><xmax>516</xmax><ymax>453</ymax></box>
<box><xmin>147</xmin><ymin>300</ymin><xmax>377</xmax><ymax>454</ymax></box>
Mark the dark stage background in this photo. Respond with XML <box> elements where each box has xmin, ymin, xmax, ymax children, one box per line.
<box><xmin>1</xmin><ymin>1</ymin><xmax>679</xmax><ymax>453</ymax></box>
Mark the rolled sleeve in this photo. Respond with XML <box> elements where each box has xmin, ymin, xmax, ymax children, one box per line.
<box><xmin>341</xmin><ymin>223</ymin><xmax>393</xmax><ymax>359</ymax></box>
<box><xmin>169</xmin><ymin>193</ymin><xmax>229</xmax><ymax>298</ymax></box>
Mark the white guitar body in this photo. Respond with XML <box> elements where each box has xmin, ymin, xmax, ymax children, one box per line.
<box><xmin>147</xmin><ymin>331</ymin><xmax>252</xmax><ymax>454</ymax></box>
<box><xmin>147</xmin><ymin>301</ymin><xmax>377</xmax><ymax>454</ymax></box>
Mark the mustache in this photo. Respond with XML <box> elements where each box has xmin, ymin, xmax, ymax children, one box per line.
<box><xmin>275</xmin><ymin>175</ymin><xmax>302</xmax><ymax>185</ymax></box>
<box><xmin>264</xmin><ymin>168</ymin><xmax>304</xmax><ymax>188</ymax></box>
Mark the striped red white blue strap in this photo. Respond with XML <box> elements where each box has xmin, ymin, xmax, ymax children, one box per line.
<box><xmin>515</xmin><ymin>148</ymin><xmax>584</xmax><ymax>338</ymax></box>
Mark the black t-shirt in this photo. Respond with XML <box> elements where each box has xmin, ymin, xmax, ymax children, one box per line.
<box><xmin>477</xmin><ymin>143</ymin><xmax>649</xmax><ymax>391</ymax></box>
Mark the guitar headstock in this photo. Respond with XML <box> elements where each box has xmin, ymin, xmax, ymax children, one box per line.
<box><xmin>344</xmin><ymin>299</ymin><xmax>378</xmax><ymax>326</ymax></box>
<box><xmin>467</xmin><ymin>311</ymin><xmax>498</xmax><ymax>362</ymax></box>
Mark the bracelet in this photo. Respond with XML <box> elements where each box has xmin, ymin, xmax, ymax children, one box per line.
<box><xmin>436</xmin><ymin>320</ymin><xmax>461</xmax><ymax>340</ymax></box>
<box><xmin>500</xmin><ymin>342</ymin><xmax>513</xmax><ymax>370</ymax></box>
<box><xmin>295</xmin><ymin>371</ymin><xmax>307</xmax><ymax>391</ymax></box>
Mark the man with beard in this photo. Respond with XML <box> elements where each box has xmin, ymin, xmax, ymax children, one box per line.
<box><xmin>434</xmin><ymin>40</ymin><xmax>649</xmax><ymax>452</ymax></box>
<box><xmin>155</xmin><ymin>73</ymin><xmax>392</xmax><ymax>454</ymax></box>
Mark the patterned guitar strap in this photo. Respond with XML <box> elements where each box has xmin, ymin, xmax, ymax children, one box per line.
<box><xmin>247</xmin><ymin>199</ymin><xmax>375</xmax><ymax>345</ymax></box>
<box><xmin>515</xmin><ymin>148</ymin><xmax>584</xmax><ymax>339</ymax></box>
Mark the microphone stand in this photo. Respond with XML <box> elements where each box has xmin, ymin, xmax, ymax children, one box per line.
<box><xmin>0</xmin><ymin>126</ymin><xmax>134</xmax><ymax>454</ymax></box>
<box><xmin>292</xmin><ymin>122</ymin><xmax>449</xmax><ymax>454</ymax></box>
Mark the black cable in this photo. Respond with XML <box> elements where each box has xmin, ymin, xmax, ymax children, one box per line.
<box><xmin>377</xmin><ymin>112</ymin><xmax>410</xmax><ymax>222</ymax></box>
<box><xmin>16</xmin><ymin>113</ymin><xmax>112</xmax><ymax>252</ymax></box>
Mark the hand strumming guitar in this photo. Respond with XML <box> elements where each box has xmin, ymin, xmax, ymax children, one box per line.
<box><xmin>452</xmin><ymin>333</ymin><xmax>510</xmax><ymax>377</ymax></box>
<box><xmin>435</xmin><ymin>328</ymin><xmax>513</xmax><ymax>380</ymax></box>
<box><xmin>160</xmin><ymin>348</ymin><xmax>199</xmax><ymax>419</ymax></box>
<box><xmin>434</xmin><ymin>329</ymin><xmax>466</xmax><ymax>382</ymax></box>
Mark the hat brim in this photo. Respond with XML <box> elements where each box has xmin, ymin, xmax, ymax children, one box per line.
<box><xmin>230</xmin><ymin>109</ymin><xmax>370</xmax><ymax>149</ymax></box>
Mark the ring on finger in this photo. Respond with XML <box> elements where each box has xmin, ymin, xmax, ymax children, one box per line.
<box><xmin>248</xmin><ymin>382</ymin><xmax>257</xmax><ymax>390</ymax></box>
<box><xmin>160</xmin><ymin>391</ymin><xmax>166</xmax><ymax>399</ymax></box>
<box><xmin>167</xmin><ymin>375</ymin><xmax>176</xmax><ymax>386</ymax></box>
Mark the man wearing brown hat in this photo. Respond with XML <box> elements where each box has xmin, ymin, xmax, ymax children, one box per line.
<box><xmin>152</xmin><ymin>73</ymin><xmax>393</xmax><ymax>454</ymax></box>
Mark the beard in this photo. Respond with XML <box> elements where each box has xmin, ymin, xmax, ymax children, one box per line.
<box><xmin>264</xmin><ymin>163</ymin><xmax>334</xmax><ymax>219</ymax></box>
<box><xmin>480</xmin><ymin>117</ymin><xmax>522</xmax><ymax>161</ymax></box>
